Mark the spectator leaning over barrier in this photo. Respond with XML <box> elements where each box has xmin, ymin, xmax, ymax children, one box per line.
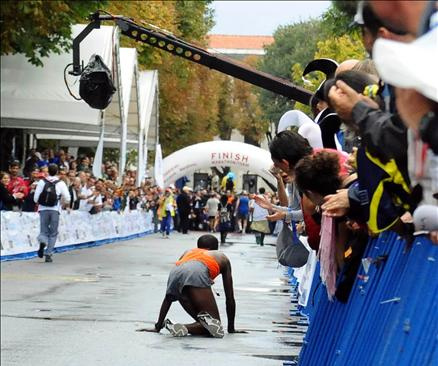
<box><xmin>369</xmin><ymin>0</ymin><xmax>438</xmax><ymax>243</ymax></box>
<box><xmin>69</xmin><ymin>176</ymin><xmax>81</xmax><ymax>210</ymax></box>
<box><xmin>294</xmin><ymin>150</ymin><xmax>367</xmax><ymax>300</ymax></box>
<box><xmin>266</xmin><ymin>130</ymin><xmax>325</xmax><ymax>249</ymax></box>
<box><xmin>78</xmin><ymin>175</ymin><xmax>94</xmax><ymax>212</ymax></box>
<box><xmin>34</xmin><ymin>164</ymin><xmax>70</xmax><ymax>263</ymax></box>
<box><xmin>128</xmin><ymin>188</ymin><xmax>139</xmax><ymax>211</ymax></box>
<box><xmin>256</xmin><ymin>165</ymin><xmax>304</xmax><ymax>230</ymax></box>
<box><xmin>88</xmin><ymin>179</ymin><xmax>104</xmax><ymax>215</ymax></box>
<box><xmin>324</xmin><ymin>4</ymin><xmax>417</xmax><ymax>238</ymax></box>
<box><xmin>112</xmin><ymin>190</ymin><xmax>122</xmax><ymax>212</ymax></box>
<box><xmin>0</xmin><ymin>172</ymin><xmax>24</xmax><ymax>211</ymax></box>
<box><xmin>67</xmin><ymin>169</ymin><xmax>76</xmax><ymax>183</ymax></box>
<box><xmin>325</xmin><ymin>70</ymin><xmax>414</xmax><ymax>237</ymax></box>
<box><xmin>7</xmin><ymin>160</ymin><xmax>29</xmax><ymax>202</ymax></box>
<box><xmin>58</xmin><ymin>167</ymin><xmax>69</xmax><ymax>186</ymax></box>
<box><xmin>368</xmin><ymin>0</ymin><xmax>430</xmax><ymax>37</ymax></box>
<box><xmin>21</xmin><ymin>169</ymin><xmax>41</xmax><ymax>212</ymax></box>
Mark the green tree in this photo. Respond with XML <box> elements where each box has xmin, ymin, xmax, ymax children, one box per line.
<box><xmin>231</xmin><ymin>55</ymin><xmax>269</xmax><ymax>146</ymax></box>
<box><xmin>105</xmin><ymin>1</ymin><xmax>218</xmax><ymax>156</ymax></box>
<box><xmin>216</xmin><ymin>75</ymin><xmax>236</xmax><ymax>140</ymax></box>
<box><xmin>0</xmin><ymin>0</ymin><xmax>106</xmax><ymax>66</ymax></box>
<box><xmin>258</xmin><ymin>20</ymin><xmax>327</xmax><ymax>126</ymax></box>
<box><xmin>321</xmin><ymin>1</ymin><xmax>359</xmax><ymax>37</ymax></box>
<box><xmin>291</xmin><ymin>31</ymin><xmax>366</xmax><ymax>112</ymax></box>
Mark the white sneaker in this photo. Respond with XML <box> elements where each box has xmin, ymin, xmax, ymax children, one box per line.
<box><xmin>197</xmin><ymin>311</ymin><xmax>224</xmax><ymax>338</ymax></box>
<box><xmin>164</xmin><ymin>319</ymin><xmax>188</xmax><ymax>337</ymax></box>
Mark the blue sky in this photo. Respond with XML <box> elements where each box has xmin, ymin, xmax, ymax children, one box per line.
<box><xmin>210</xmin><ymin>1</ymin><xmax>331</xmax><ymax>35</ymax></box>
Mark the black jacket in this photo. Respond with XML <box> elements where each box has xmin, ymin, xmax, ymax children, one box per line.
<box><xmin>353</xmin><ymin>101</ymin><xmax>408</xmax><ymax>178</ymax></box>
<box><xmin>176</xmin><ymin>192</ymin><xmax>191</xmax><ymax>214</ymax></box>
<box><xmin>0</xmin><ymin>184</ymin><xmax>19</xmax><ymax>211</ymax></box>
<box><xmin>69</xmin><ymin>186</ymin><xmax>80</xmax><ymax>210</ymax></box>
<box><xmin>352</xmin><ymin>101</ymin><xmax>412</xmax><ymax>233</ymax></box>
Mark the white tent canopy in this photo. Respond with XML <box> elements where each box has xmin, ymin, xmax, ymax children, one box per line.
<box><xmin>1</xmin><ymin>25</ymin><xmax>115</xmax><ymax>133</ymax></box>
<box><xmin>104</xmin><ymin>47</ymin><xmax>142</xmax><ymax>142</ymax></box>
<box><xmin>1</xmin><ymin>25</ymin><xmax>159</xmax><ymax>182</ymax></box>
<box><xmin>137</xmin><ymin>70</ymin><xmax>159</xmax><ymax>184</ymax></box>
<box><xmin>139</xmin><ymin>70</ymin><xmax>159</xmax><ymax>148</ymax></box>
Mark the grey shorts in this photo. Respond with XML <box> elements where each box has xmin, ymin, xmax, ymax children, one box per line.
<box><xmin>166</xmin><ymin>261</ymin><xmax>213</xmax><ymax>302</ymax></box>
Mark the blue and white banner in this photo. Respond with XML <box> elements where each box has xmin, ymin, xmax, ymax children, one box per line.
<box><xmin>1</xmin><ymin>210</ymin><xmax>153</xmax><ymax>259</ymax></box>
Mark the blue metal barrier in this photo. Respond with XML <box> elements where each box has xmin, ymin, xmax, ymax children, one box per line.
<box><xmin>293</xmin><ymin>232</ymin><xmax>438</xmax><ymax>366</ymax></box>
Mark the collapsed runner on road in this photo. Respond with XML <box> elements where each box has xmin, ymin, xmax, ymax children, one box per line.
<box><xmin>147</xmin><ymin>234</ymin><xmax>244</xmax><ymax>338</ymax></box>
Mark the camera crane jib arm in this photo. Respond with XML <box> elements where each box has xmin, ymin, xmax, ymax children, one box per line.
<box><xmin>70</xmin><ymin>12</ymin><xmax>313</xmax><ymax>105</ymax></box>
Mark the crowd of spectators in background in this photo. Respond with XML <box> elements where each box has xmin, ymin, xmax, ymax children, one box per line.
<box><xmin>0</xmin><ymin>149</ymin><xmax>282</xmax><ymax>242</ymax></box>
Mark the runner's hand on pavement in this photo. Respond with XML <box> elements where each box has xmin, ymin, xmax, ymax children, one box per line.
<box><xmin>136</xmin><ymin>327</ymin><xmax>159</xmax><ymax>333</ymax></box>
<box><xmin>228</xmin><ymin>327</ymin><xmax>248</xmax><ymax>334</ymax></box>
<box><xmin>136</xmin><ymin>322</ymin><xmax>163</xmax><ymax>332</ymax></box>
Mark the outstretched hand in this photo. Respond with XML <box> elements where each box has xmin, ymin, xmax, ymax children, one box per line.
<box><xmin>266</xmin><ymin>211</ymin><xmax>286</xmax><ymax>222</ymax></box>
<box><xmin>254</xmin><ymin>195</ymin><xmax>272</xmax><ymax>210</ymax></box>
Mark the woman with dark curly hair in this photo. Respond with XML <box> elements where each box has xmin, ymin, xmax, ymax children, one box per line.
<box><xmin>294</xmin><ymin>150</ymin><xmax>354</xmax><ymax>206</ymax></box>
<box><xmin>295</xmin><ymin>150</ymin><xmax>360</xmax><ymax>301</ymax></box>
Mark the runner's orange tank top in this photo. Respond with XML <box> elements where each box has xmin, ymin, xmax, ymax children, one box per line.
<box><xmin>176</xmin><ymin>248</ymin><xmax>220</xmax><ymax>279</ymax></box>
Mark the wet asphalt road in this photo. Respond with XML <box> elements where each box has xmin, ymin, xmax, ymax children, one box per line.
<box><xmin>1</xmin><ymin>231</ymin><xmax>306</xmax><ymax>366</ymax></box>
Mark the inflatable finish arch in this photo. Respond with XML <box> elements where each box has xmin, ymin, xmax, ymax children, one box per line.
<box><xmin>163</xmin><ymin>141</ymin><xmax>276</xmax><ymax>187</ymax></box>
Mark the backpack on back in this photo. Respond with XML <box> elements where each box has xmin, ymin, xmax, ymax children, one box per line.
<box><xmin>38</xmin><ymin>179</ymin><xmax>60</xmax><ymax>207</ymax></box>
<box><xmin>220</xmin><ymin>206</ymin><xmax>230</xmax><ymax>223</ymax></box>
<box><xmin>219</xmin><ymin>205</ymin><xmax>232</xmax><ymax>231</ymax></box>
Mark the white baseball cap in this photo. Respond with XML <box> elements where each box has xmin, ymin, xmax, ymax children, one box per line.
<box><xmin>373</xmin><ymin>27</ymin><xmax>438</xmax><ymax>102</ymax></box>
